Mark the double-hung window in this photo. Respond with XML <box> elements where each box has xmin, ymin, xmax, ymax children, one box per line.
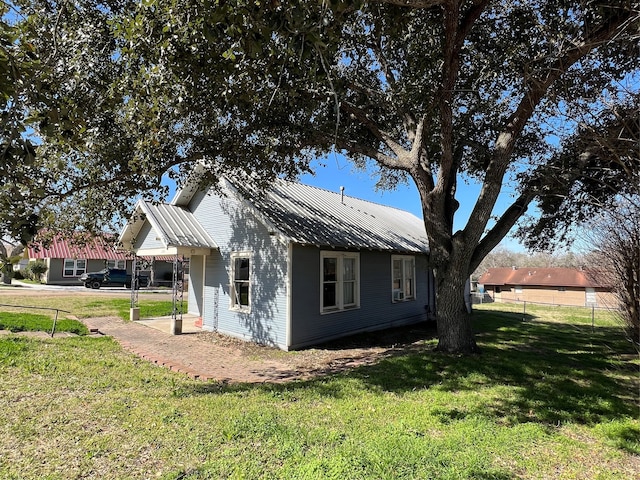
<box><xmin>230</xmin><ymin>253</ymin><xmax>251</xmax><ymax>311</ymax></box>
<box><xmin>106</xmin><ymin>259</ymin><xmax>126</xmax><ymax>270</ymax></box>
<box><xmin>321</xmin><ymin>252</ymin><xmax>359</xmax><ymax>313</ymax></box>
<box><xmin>392</xmin><ymin>255</ymin><xmax>415</xmax><ymax>302</ymax></box>
<box><xmin>63</xmin><ymin>258</ymin><xmax>86</xmax><ymax>277</ymax></box>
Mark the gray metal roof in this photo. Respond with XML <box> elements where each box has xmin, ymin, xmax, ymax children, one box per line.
<box><xmin>139</xmin><ymin>201</ymin><xmax>218</xmax><ymax>249</ymax></box>
<box><xmin>238</xmin><ymin>180</ymin><xmax>429</xmax><ymax>253</ymax></box>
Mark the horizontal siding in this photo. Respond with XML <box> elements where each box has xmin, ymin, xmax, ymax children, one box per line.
<box><xmin>134</xmin><ymin>222</ymin><xmax>165</xmax><ymax>251</ymax></box>
<box><xmin>191</xmin><ymin>189</ymin><xmax>289</xmax><ymax>349</ymax></box>
<box><xmin>290</xmin><ymin>245</ymin><xmax>434</xmax><ymax>349</ymax></box>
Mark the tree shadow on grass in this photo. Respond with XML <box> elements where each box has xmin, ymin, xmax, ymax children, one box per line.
<box><xmin>343</xmin><ymin>312</ymin><xmax>638</xmax><ymax>427</ymax></box>
<box><xmin>189</xmin><ymin>310</ymin><xmax>638</xmax><ymax>431</ymax></box>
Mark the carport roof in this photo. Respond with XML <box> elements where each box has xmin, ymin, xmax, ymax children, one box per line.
<box><xmin>119</xmin><ymin>201</ymin><xmax>218</xmax><ymax>253</ymax></box>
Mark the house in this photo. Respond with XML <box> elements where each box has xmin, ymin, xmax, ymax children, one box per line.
<box><xmin>25</xmin><ymin>234</ymin><xmax>174</xmax><ymax>286</ymax></box>
<box><xmin>119</xmin><ymin>178</ymin><xmax>435</xmax><ymax>350</ymax></box>
<box><xmin>478</xmin><ymin>267</ymin><xmax>616</xmax><ymax>307</ymax></box>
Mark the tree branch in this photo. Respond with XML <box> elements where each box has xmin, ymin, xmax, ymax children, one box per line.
<box><xmin>339</xmin><ymin>101</ymin><xmax>413</xmax><ymax>167</ymax></box>
<box><xmin>314</xmin><ymin>130</ymin><xmax>404</xmax><ymax>170</ymax></box>
<box><xmin>371</xmin><ymin>0</ymin><xmax>444</xmax><ymax>8</ymax></box>
<box><xmin>470</xmin><ymin>191</ymin><xmax>535</xmax><ymax>272</ymax></box>
<box><xmin>464</xmin><ymin>7</ymin><xmax>638</xmax><ymax>246</ymax></box>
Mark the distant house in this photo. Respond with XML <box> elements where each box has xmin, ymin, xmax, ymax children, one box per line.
<box><xmin>26</xmin><ymin>234</ymin><xmax>174</xmax><ymax>286</ymax></box>
<box><xmin>25</xmin><ymin>234</ymin><xmax>134</xmax><ymax>285</ymax></box>
<box><xmin>119</xmin><ymin>177</ymin><xmax>436</xmax><ymax>350</ymax></box>
<box><xmin>478</xmin><ymin>267</ymin><xmax>616</xmax><ymax>307</ymax></box>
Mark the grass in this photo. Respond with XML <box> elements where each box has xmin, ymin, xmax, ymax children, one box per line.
<box><xmin>0</xmin><ymin>312</ymin><xmax>89</xmax><ymax>335</ymax></box>
<box><xmin>0</xmin><ymin>294</ymin><xmax>182</xmax><ymax>321</ymax></box>
<box><xmin>0</xmin><ymin>302</ymin><xmax>638</xmax><ymax>479</ymax></box>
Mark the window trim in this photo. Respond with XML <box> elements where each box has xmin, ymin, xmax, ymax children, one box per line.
<box><xmin>106</xmin><ymin>259</ymin><xmax>126</xmax><ymax>270</ymax></box>
<box><xmin>229</xmin><ymin>252</ymin><xmax>252</xmax><ymax>313</ymax></box>
<box><xmin>391</xmin><ymin>255</ymin><xmax>416</xmax><ymax>303</ymax></box>
<box><xmin>320</xmin><ymin>251</ymin><xmax>360</xmax><ymax>314</ymax></box>
<box><xmin>63</xmin><ymin>258</ymin><xmax>86</xmax><ymax>277</ymax></box>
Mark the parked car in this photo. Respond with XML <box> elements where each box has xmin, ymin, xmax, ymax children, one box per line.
<box><xmin>79</xmin><ymin>268</ymin><xmax>149</xmax><ymax>289</ymax></box>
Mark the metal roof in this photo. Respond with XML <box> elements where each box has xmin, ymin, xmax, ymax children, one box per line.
<box><xmin>28</xmin><ymin>235</ymin><xmax>130</xmax><ymax>260</ymax></box>
<box><xmin>478</xmin><ymin>267</ymin><xmax>607</xmax><ymax>288</ymax></box>
<box><xmin>237</xmin><ymin>180</ymin><xmax>429</xmax><ymax>253</ymax></box>
<box><xmin>139</xmin><ymin>201</ymin><xmax>218</xmax><ymax>250</ymax></box>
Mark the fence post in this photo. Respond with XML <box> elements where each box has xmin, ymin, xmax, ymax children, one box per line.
<box><xmin>591</xmin><ymin>305</ymin><xmax>595</xmax><ymax>333</ymax></box>
<box><xmin>523</xmin><ymin>301</ymin><xmax>526</xmax><ymax>321</ymax></box>
<box><xmin>50</xmin><ymin>309</ymin><xmax>59</xmax><ymax>338</ymax></box>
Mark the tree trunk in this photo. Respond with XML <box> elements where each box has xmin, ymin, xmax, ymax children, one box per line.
<box><xmin>1</xmin><ymin>272</ymin><xmax>12</xmax><ymax>285</ymax></box>
<box><xmin>434</xmin><ymin>266</ymin><xmax>479</xmax><ymax>354</ymax></box>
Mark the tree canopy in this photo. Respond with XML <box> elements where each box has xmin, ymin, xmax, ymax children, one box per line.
<box><xmin>3</xmin><ymin>0</ymin><xmax>639</xmax><ymax>352</ymax></box>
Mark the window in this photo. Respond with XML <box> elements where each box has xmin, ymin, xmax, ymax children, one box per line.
<box><xmin>515</xmin><ymin>285</ymin><xmax>523</xmax><ymax>294</ymax></box>
<box><xmin>63</xmin><ymin>258</ymin><xmax>86</xmax><ymax>277</ymax></box>
<box><xmin>106</xmin><ymin>259</ymin><xmax>126</xmax><ymax>269</ymax></box>
<box><xmin>392</xmin><ymin>256</ymin><xmax>415</xmax><ymax>302</ymax></box>
<box><xmin>321</xmin><ymin>252</ymin><xmax>360</xmax><ymax>313</ymax></box>
<box><xmin>230</xmin><ymin>253</ymin><xmax>251</xmax><ymax>311</ymax></box>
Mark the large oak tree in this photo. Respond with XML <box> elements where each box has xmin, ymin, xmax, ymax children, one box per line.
<box><xmin>115</xmin><ymin>0</ymin><xmax>639</xmax><ymax>353</ymax></box>
<box><xmin>5</xmin><ymin>1</ymin><xmax>640</xmax><ymax>352</ymax></box>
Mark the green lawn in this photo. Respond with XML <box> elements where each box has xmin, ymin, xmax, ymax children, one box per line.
<box><xmin>0</xmin><ymin>294</ymin><xmax>182</xmax><ymax>321</ymax></box>
<box><xmin>0</xmin><ymin>304</ymin><xmax>638</xmax><ymax>479</ymax></box>
<box><xmin>0</xmin><ymin>312</ymin><xmax>89</xmax><ymax>335</ymax></box>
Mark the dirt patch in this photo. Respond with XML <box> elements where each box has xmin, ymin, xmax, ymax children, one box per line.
<box><xmin>194</xmin><ymin>322</ymin><xmax>438</xmax><ymax>379</ymax></box>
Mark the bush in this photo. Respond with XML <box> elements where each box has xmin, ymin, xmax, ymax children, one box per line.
<box><xmin>13</xmin><ymin>270</ymin><xmax>25</xmax><ymax>280</ymax></box>
<box><xmin>25</xmin><ymin>261</ymin><xmax>48</xmax><ymax>283</ymax></box>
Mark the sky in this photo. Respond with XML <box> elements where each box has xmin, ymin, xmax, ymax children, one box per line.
<box><xmin>299</xmin><ymin>153</ymin><xmax>528</xmax><ymax>252</ymax></box>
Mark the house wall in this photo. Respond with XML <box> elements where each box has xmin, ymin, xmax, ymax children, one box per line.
<box><xmin>135</xmin><ymin>222</ymin><xmax>165</xmax><ymax>251</ymax></box>
<box><xmin>484</xmin><ymin>285</ymin><xmax>617</xmax><ymax>307</ymax></box>
<box><xmin>44</xmin><ymin>258</ymin><xmax>109</xmax><ymax>285</ymax></box>
<box><xmin>189</xmin><ymin>188</ymin><xmax>290</xmax><ymax>349</ymax></box>
<box><xmin>188</xmin><ymin>255</ymin><xmax>205</xmax><ymax>318</ymax></box>
<box><xmin>289</xmin><ymin>244</ymin><xmax>434</xmax><ymax>349</ymax></box>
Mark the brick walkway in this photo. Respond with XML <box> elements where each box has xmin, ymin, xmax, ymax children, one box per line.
<box><xmin>83</xmin><ymin>317</ymin><xmax>310</xmax><ymax>384</ymax></box>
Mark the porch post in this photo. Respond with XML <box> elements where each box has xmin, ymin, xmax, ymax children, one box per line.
<box><xmin>171</xmin><ymin>254</ymin><xmax>184</xmax><ymax>334</ymax></box>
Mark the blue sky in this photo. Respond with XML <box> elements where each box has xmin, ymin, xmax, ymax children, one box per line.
<box><xmin>300</xmin><ymin>154</ymin><xmax>528</xmax><ymax>252</ymax></box>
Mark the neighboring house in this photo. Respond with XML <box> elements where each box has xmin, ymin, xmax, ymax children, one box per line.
<box><xmin>478</xmin><ymin>267</ymin><xmax>616</xmax><ymax>307</ymax></box>
<box><xmin>119</xmin><ymin>178</ymin><xmax>435</xmax><ymax>350</ymax></box>
<box><xmin>26</xmin><ymin>234</ymin><xmax>134</xmax><ymax>285</ymax></box>
<box><xmin>26</xmin><ymin>234</ymin><xmax>175</xmax><ymax>286</ymax></box>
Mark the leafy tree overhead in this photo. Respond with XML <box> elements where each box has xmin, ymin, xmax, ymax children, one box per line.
<box><xmin>113</xmin><ymin>0</ymin><xmax>639</xmax><ymax>353</ymax></box>
<box><xmin>518</xmin><ymin>93</ymin><xmax>640</xmax><ymax>250</ymax></box>
<box><xmin>4</xmin><ymin>1</ymin><xmax>639</xmax><ymax>353</ymax></box>
<box><xmin>1</xmin><ymin>0</ymin><xmax>171</xmax><ymax>245</ymax></box>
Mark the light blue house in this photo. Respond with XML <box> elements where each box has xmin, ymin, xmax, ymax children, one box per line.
<box><xmin>119</xmin><ymin>178</ymin><xmax>435</xmax><ymax>350</ymax></box>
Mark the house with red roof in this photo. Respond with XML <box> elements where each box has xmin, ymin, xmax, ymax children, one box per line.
<box><xmin>25</xmin><ymin>234</ymin><xmax>134</xmax><ymax>285</ymax></box>
<box><xmin>26</xmin><ymin>234</ymin><xmax>177</xmax><ymax>286</ymax></box>
<box><xmin>478</xmin><ymin>267</ymin><xmax>616</xmax><ymax>308</ymax></box>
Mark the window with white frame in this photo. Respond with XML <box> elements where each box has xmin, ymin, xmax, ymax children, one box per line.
<box><xmin>106</xmin><ymin>259</ymin><xmax>126</xmax><ymax>269</ymax></box>
<box><xmin>321</xmin><ymin>251</ymin><xmax>360</xmax><ymax>313</ymax></box>
<box><xmin>230</xmin><ymin>253</ymin><xmax>251</xmax><ymax>311</ymax></box>
<box><xmin>63</xmin><ymin>258</ymin><xmax>86</xmax><ymax>277</ymax></box>
<box><xmin>392</xmin><ymin>255</ymin><xmax>415</xmax><ymax>302</ymax></box>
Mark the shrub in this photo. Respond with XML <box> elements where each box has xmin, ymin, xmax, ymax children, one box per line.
<box><xmin>13</xmin><ymin>270</ymin><xmax>25</xmax><ymax>280</ymax></box>
<box><xmin>25</xmin><ymin>261</ymin><xmax>48</xmax><ymax>283</ymax></box>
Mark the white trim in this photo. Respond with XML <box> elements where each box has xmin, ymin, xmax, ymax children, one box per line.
<box><xmin>63</xmin><ymin>258</ymin><xmax>87</xmax><ymax>277</ymax></box>
<box><xmin>229</xmin><ymin>251</ymin><xmax>253</xmax><ymax>313</ymax></box>
<box><xmin>131</xmin><ymin>246</ymin><xmax>213</xmax><ymax>257</ymax></box>
<box><xmin>320</xmin><ymin>251</ymin><xmax>360</xmax><ymax>314</ymax></box>
<box><xmin>286</xmin><ymin>243</ymin><xmax>293</xmax><ymax>348</ymax></box>
<box><xmin>391</xmin><ymin>255</ymin><xmax>416</xmax><ymax>303</ymax></box>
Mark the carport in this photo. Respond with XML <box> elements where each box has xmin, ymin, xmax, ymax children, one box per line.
<box><xmin>118</xmin><ymin>200</ymin><xmax>218</xmax><ymax>334</ymax></box>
